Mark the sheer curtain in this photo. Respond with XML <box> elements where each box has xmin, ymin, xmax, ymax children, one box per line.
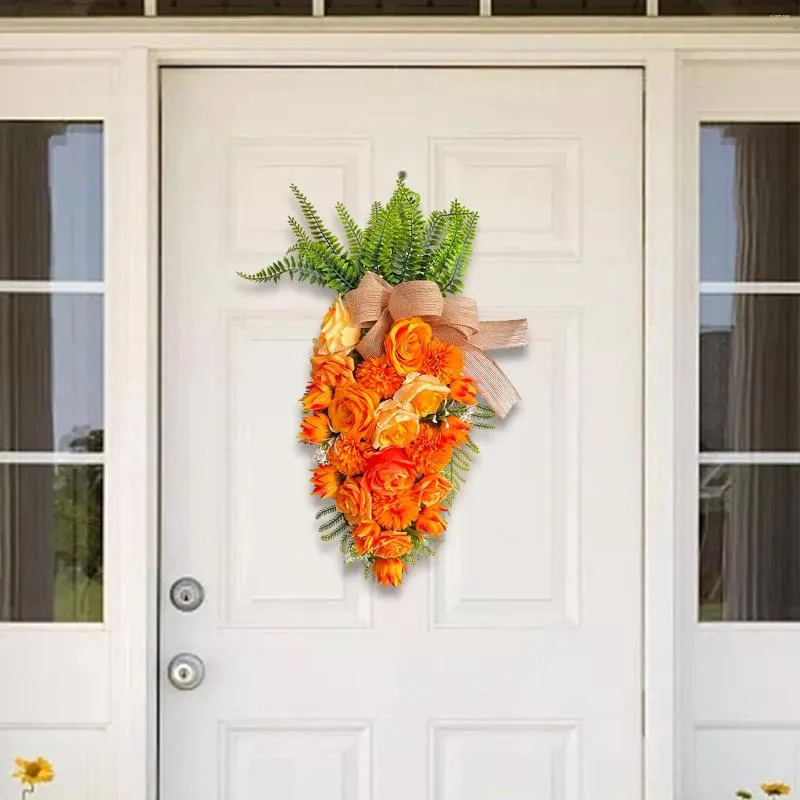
<box><xmin>0</xmin><ymin>123</ymin><xmax>58</xmax><ymax>621</ymax></box>
<box><xmin>723</xmin><ymin>124</ymin><xmax>800</xmax><ymax>620</ymax></box>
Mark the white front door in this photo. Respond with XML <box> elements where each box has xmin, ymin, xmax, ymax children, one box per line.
<box><xmin>161</xmin><ymin>67</ymin><xmax>643</xmax><ymax>800</ymax></box>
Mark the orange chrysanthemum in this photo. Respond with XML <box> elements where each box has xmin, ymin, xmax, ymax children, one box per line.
<box><xmin>299</xmin><ymin>412</ymin><xmax>332</xmax><ymax>444</ymax></box>
<box><xmin>416</xmin><ymin>504</ymin><xmax>448</xmax><ymax>537</ymax></box>
<box><xmin>310</xmin><ymin>464</ymin><xmax>341</xmax><ymax>500</ymax></box>
<box><xmin>422</xmin><ymin>339</ymin><xmax>464</xmax><ymax>384</ymax></box>
<box><xmin>406</xmin><ymin>423</ymin><xmax>453</xmax><ymax>475</ymax></box>
<box><xmin>449</xmin><ymin>376</ymin><xmax>477</xmax><ymax>405</ymax></box>
<box><xmin>439</xmin><ymin>416</ymin><xmax>471</xmax><ymax>447</ymax></box>
<box><xmin>373</xmin><ymin>558</ymin><xmax>406</xmax><ymax>588</ymax></box>
<box><xmin>327</xmin><ymin>435</ymin><xmax>369</xmax><ymax>477</ymax></box>
<box><xmin>373</xmin><ymin>489</ymin><xmax>420</xmax><ymax>530</ymax></box>
<box><xmin>355</xmin><ymin>355</ymin><xmax>404</xmax><ymax>399</ymax></box>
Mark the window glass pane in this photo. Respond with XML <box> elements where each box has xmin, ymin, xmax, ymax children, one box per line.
<box><xmin>701</xmin><ymin>123</ymin><xmax>800</xmax><ymax>282</ymax></box>
<box><xmin>0</xmin><ymin>123</ymin><xmax>103</xmax><ymax>282</ymax></box>
<box><xmin>158</xmin><ymin>0</ymin><xmax>310</xmax><ymax>13</ymax></box>
<box><xmin>326</xmin><ymin>0</ymin><xmax>475</xmax><ymax>14</ymax></box>
<box><xmin>491</xmin><ymin>0</ymin><xmax>642</xmax><ymax>13</ymax></box>
<box><xmin>0</xmin><ymin>294</ymin><xmax>103</xmax><ymax>452</ymax></box>
<box><xmin>0</xmin><ymin>464</ymin><xmax>103</xmax><ymax>622</ymax></box>
<box><xmin>0</xmin><ymin>0</ymin><xmax>141</xmax><ymax>14</ymax></box>
<box><xmin>700</xmin><ymin>294</ymin><xmax>800</xmax><ymax>452</ymax></box>
<box><xmin>700</xmin><ymin>465</ymin><xmax>800</xmax><ymax>621</ymax></box>
<box><xmin>663</xmin><ymin>0</ymin><xmax>797</xmax><ymax>13</ymax></box>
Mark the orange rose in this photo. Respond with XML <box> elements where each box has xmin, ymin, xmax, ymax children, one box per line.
<box><xmin>315</xmin><ymin>298</ymin><xmax>361</xmax><ymax>356</ymax></box>
<box><xmin>353</xmin><ymin>521</ymin><xmax>382</xmax><ymax>556</ymax></box>
<box><xmin>415</xmin><ymin>474</ymin><xmax>451</xmax><ymax>507</ymax></box>
<box><xmin>327</xmin><ymin>435</ymin><xmax>369</xmax><ymax>477</ymax></box>
<box><xmin>373</xmin><ymin>558</ymin><xmax>406</xmax><ymax>588</ymax></box>
<box><xmin>301</xmin><ymin>381</ymin><xmax>333</xmax><ymax>412</ymax></box>
<box><xmin>416</xmin><ymin>504</ymin><xmax>448</xmax><ymax>537</ymax></box>
<box><xmin>406</xmin><ymin>423</ymin><xmax>453</xmax><ymax>474</ymax></box>
<box><xmin>364</xmin><ymin>448</ymin><xmax>417</xmax><ymax>494</ymax></box>
<box><xmin>311</xmin><ymin>354</ymin><xmax>355</xmax><ymax>388</ymax></box>
<box><xmin>336</xmin><ymin>477</ymin><xmax>373</xmax><ymax>524</ymax></box>
<box><xmin>373</xmin><ymin>489</ymin><xmax>420</xmax><ymax>530</ymax></box>
<box><xmin>439</xmin><ymin>416</ymin><xmax>470</xmax><ymax>446</ymax></box>
<box><xmin>328</xmin><ymin>383</ymin><xmax>381</xmax><ymax>441</ymax></box>
<box><xmin>311</xmin><ymin>464</ymin><xmax>341</xmax><ymax>499</ymax></box>
<box><xmin>385</xmin><ymin>317</ymin><xmax>432</xmax><ymax>376</ymax></box>
<box><xmin>373</xmin><ymin>399</ymin><xmax>420</xmax><ymax>450</ymax></box>
<box><xmin>422</xmin><ymin>338</ymin><xmax>464</xmax><ymax>384</ymax></box>
<box><xmin>373</xmin><ymin>531</ymin><xmax>413</xmax><ymax>559</ymax></box>
<box><xmin>449</xmin><ymin>376</ymin><xmax>477</xmax><ymax>405</ymax></box>
<box><xmin>393</xmin><ymin>372</ymin><xmax>450</xmax><ymax>417</ymax></box>
<box><xmin>299</xmin><ymin>412</ymin><xmax>331</xmax><ymax>444</ymax></box>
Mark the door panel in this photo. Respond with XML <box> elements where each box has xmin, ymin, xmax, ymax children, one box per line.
<box><xmin>161</xmin><ymin>67</ymin><xmax>643</xmax><ymax>800</ymax></box>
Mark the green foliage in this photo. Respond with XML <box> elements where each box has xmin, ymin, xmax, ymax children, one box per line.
<box><xmin>239</xmin><ymin>175</ymin><xmax>479</xmax><ymax>297</ymax></box>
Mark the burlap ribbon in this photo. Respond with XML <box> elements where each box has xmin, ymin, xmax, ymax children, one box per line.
<box><xmin>343</xmin><ymin>272</ymin><xmax>528</xmax><ymax>418</ymax></box>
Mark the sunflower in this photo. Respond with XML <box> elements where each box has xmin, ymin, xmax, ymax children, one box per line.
<box><xmin>13</xmin><ymin>757</ymin><xmax>54</xmax><ymax>786</ymax></box>
<box><xmin>761</xmin><ymin>784</ymin><xmax>791</xmax><ymax>796</ymax></box>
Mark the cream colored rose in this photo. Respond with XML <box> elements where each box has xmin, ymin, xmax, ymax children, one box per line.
<box><xmin>373</xmin><ymin>399</ymin><xmax>421</xmax><ymax>450</ymax></box>
<box><xmin>315</xmin><ymin>298</ymin><xmax>361</xmax><ymax>356</ymax></box>
<box><xmin>393</xmin><ymin>372</ymin><xmax>450</xmax><ymax>417</ymax></box>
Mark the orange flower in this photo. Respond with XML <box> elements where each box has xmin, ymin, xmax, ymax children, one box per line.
<box><xmin>328</xmin><ymin>383</ymin><xmax>381</xmax><ymax>441</ymax></box>
<box><xmin>373</xmin><ymin>558</ymin><xmax>406</xmax><ymax>588</ymax></box>
<box><xmin>311</xmin><ymin>465</ymin><xmax>341</xmax><ymax>499</ymax></box>
<box><xmin>355</xmin><ymin>355</ymin><xmax>404</xmax><ymax>399</ymax></box>
<box><xmin>364</xmin><ymin>448</ymin><xmax>417</xmax><ymax>494</ymax></box>
<box><xmin>393</xmin><ymin>372</ymin><xmax>450</xmax><ymax>417</ymax></box>
<box><xmin>416</xmin><ymin>504</ymin><xmax>448</xmax><ymax>537</ymax></box>
<box><xmin>311</xmin><ymin>354</ymin><xmax>355</xmax><ymax>388</ymax></box>
<box><xmin>373</xmin><ymin>489</ymin><xmax>420</xmax><ymax>530</ymax></box>
<box><xmin>374</xmin><ymin>531</ymin><xmax>414</xmax><ymax>559</ymax></box>
<box><xmin>301</xmin><ymin>381</ymin><xmax>333</xmax><ymax>412</ymax></box>
<box><xmin>416</xmin><ymin>474</ymin><xmax>451</xmax><ymax>507</ymax></box>
<box><xmin>422</xmin><ymin>338</ymin><xmax>464</xmax><ymax>384</ymax></box>
<box><xmin>406</xmin><ymin>423</ymin><xmax>453</xmax><ymax>474</ymax></box>
<box><xmin>336</xmin><ymin>477</ymin><xmax>373</xmax><ymax>524</ymax></box>
<box><xmin>385</xmin><ymin>317</ymin><xmax>432</xmax><ymax>376</ymax></box>
<box><xmin>299</xmin><ymin>412</ymin><xmax>331</xmax><ymax>444</ymax></box>
<box><xmin>315</xmin><ymin>298</ymin><xmax>361</xmax><ymax>356</ymax></box>
<box><xmin>373</xmin><ymin>399</ymin><xmax>420</xmax><ymax>450</ymax></box>
<box><xmin>352</xmin><ymin>521</ymin><xmax>382</xmax><ymax>556</ymax></box>
<box><xmin>439</xmin><ymin>416</ymin><xmax>471</xmax><ymax>446</ymax></box>
<box><xmin>327</xmin><ymin>436</ymin><xmax>369</xmax><ymax>477</ymax></box>
<box><xmin>449</xmin><ymin>376</ymin><xmax>477</xmax><ymax>405</ymax></box>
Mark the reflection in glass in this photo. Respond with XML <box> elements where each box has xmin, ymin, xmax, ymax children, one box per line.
<box><xmin>0</xmin><ymin>122</ymin><xmax>103</xmax><ymax>281</ymax></box>
<box><xmin>664</xmin><ymin>0</ymin><xmax>798</xmax><ymax>13</ymax></box>
<box><xmin>700</xmin><ymin>295</ymin><xmax>800</xmax><ymax>452</ymax></box>
<box><xmin>158</xmin><ymin>0</ymin><xmax>310</xmax><ymax>13</ymax></box>
<box><xmin>0</xmin><ymin>462</ymin><xmax>103</xmax><ymax>622</ymax></box>
<box><xmin>491</xmin><ymin>0</ymin><xmax>642</xmax><ymax>13</ymax></box>
<box><xmin>700</xmin><ymin>465</ymin><xmax>800</xmax><ymax>621</ymax></box>
<box><xmin>701</xmin><ymin>124</ymin><xmax>800</xmax><ymax>282</ymax></box>
<box><xmin>0</xmin><ymin>294</ymin><xmax>103</xmax><ymax>451</ymax></box>
<box><xmin>0</xmin><ymin>0</ymin><xmax>141</xmax><ymax>14</ymax></box>
<box><xmin>326</xmin><ymin>0</ymin><xmax>476</xmax><ymax>14</ymax></box>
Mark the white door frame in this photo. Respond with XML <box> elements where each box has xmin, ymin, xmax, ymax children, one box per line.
<box><xmin>2</xmin><ymin>27</ymin><xmax>798</xmax><ymax>799</ymax></box>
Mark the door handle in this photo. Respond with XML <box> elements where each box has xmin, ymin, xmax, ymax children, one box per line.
<box><xmin>167</xmin><ymin>653</ymin><xmax>205</xmax><ymax>691</ymax></box>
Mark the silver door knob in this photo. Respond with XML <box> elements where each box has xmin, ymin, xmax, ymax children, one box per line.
<box><xmin>167</xmin><ymin>653</ymin><xmax>205</xmax><ymax>690</ymax></box>
<box><xmin>169</xmin><ymin>577</ymin><xmax>204</xmax><ymax>612</ymax></box>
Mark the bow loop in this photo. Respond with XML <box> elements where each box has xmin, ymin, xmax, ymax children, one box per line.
<box><xmin>343</xmin><ymin>271</ymin><xmax>527</xmax><ymax>418</ymax></box>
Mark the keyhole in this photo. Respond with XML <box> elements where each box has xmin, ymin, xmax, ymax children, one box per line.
<box><xmin>181</xmin><ymin>590</ymin><xmax>192</xmax><ymax>603</ymax></box>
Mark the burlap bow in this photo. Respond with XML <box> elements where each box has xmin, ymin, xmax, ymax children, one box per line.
<box><xmin>343</xmin><ymin>272</ymin><xmax>528</xmax><ymax>418</ymax></box>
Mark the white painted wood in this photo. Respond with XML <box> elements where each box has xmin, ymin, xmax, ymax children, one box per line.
<box><xmin>0</xmin><ymin>281</ymin><xmax>105</xmax><ymax>293</ymax></box>
<box><xmin>0</xmin><ymin>60</ymin><xmax>116</xmax><ymax>800</ymax></box>
<box><xmin>681</xmin><ymin>61</ymin><xmax>800</xmax><ymax>800</ymax></box>
<box><xmin>701</xmin><ymin>282</ymin><xmax>800</xmax><ymax>294</ymax></box>
<box><xmin>161</xmin><ymin>67</ymin><xmax>643</xmax><ymax>800</ymax></box>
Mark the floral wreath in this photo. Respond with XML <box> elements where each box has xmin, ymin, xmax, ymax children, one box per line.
<box><xmin>241</xmin><ymin>176</ymin><xmax>527</xmax><ymax>588</ymax></box>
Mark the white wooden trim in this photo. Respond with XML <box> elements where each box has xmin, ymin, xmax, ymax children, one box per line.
<box><xmin>643</xmin><ymin>48</ymin><xmax>679</xmax><ymax>800</ymax></box>
<box><xmin>0</xmin><ymin>281</ymin><xmax>104</xmax><ymax>293</ymax></box>
<box><xmin>0</xmin><ymin>452</ymin><xmax>104</xmax><ymax>464</ymax></box>
<box><xmin>701</xmin><ymin>281</ymin><xmax>800</xmax><ymax>294</ymax></box>
<box><xmin>699</xmin><ymin>452</ymin><xmax>800</xmax><ymax>464</ymax></box>
<box><xmin>105</xmin><ymin>46</ymin><xmax>159</xmax><ymax>800</ymax></box>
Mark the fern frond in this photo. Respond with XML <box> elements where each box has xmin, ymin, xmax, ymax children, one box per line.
<box><xmin>319</xmin><ymin>513</ymin><xmax>347</xmax><ymax>533</ymax></box>
<box><xmin>237</xmin><ymin>254</ymin><xmax>325</xmax><ymax>287</ymax></box>
<box><xmin>336</xmin><ymin>202</ymin><xmax>364</xmax><ymax>262</ymax></box>
<box><xmin>315</xmin><ymin>505</ymin><xmax>338</xmax><ymax>519</ymax></box>
<box><xmin>439</xmin><ymin>210</ymin><xmax>478</xmax><ymax>295</ymax></box>
<box><xmin>320</xmin><ymin>521</ymin><xmax>349</xmax><ymax>542</ymax></box>
<box><xmin>290</xmin><ymin>184</ymin><xmax>344</xmax><ymax>257</ymax></box>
